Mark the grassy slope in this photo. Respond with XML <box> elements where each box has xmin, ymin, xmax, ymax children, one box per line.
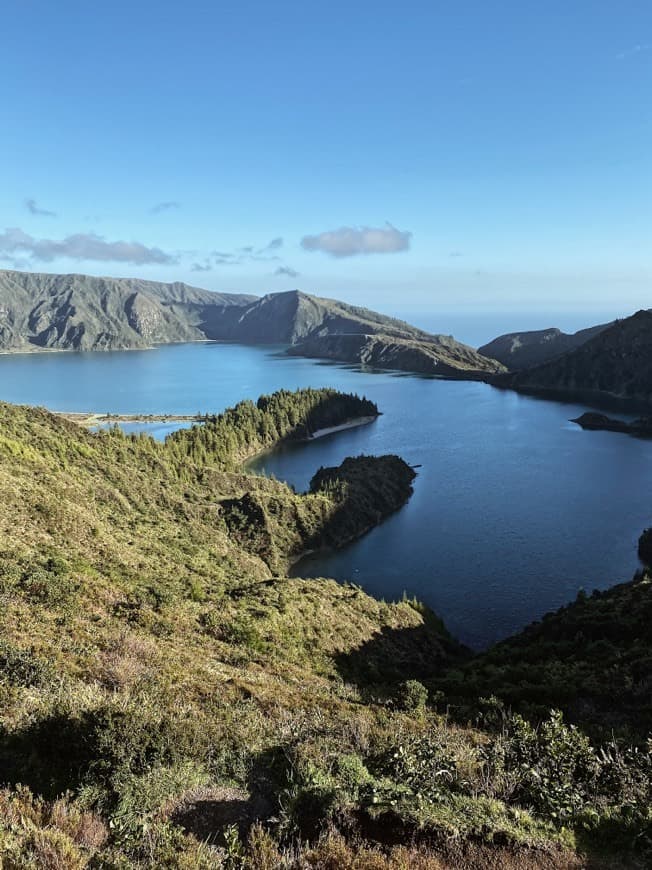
<box><xmin>0</xmin><ymin>393</ymin><xmax>649</xmax><ymax>868</ymax></box>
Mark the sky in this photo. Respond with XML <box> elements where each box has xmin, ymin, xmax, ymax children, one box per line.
<box><xmin>1</xmin><ymin>0</ymin><xmax>651</xmax><ymax>329</ymax></box>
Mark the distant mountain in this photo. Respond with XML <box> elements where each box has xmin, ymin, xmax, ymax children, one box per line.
<box><xmin>206</xmin><ymin>289</ymin><xmax>434</xmax><ymax>345</ymax></box>
<box><xmin>0</xmin><ymin>269</ymin><xmax>254</xmax><ymax>352</ymax></box>
<box><xmin>288</xmin><ymin>331</ymin><xmax>505</xmax><ymax>377</ymax></box>
<box><xmin>502</xmin><ymin>310</ymin><xmax>652</xmax><ymax>407</ymax></box>
<box><xmin>478</xmin><ymin>322</ymin><xmax>611</xmax><ymax>370</ymax></box>
<box><xmin>0</xmin><ymin>270</ymin><xmax>503</xmax><ymax>378</ymax></box>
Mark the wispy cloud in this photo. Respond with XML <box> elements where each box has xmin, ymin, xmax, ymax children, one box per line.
<box><xmin>25</xmin><ymin>198</ymin><xmax>57</xmax><ymax>218</ymax></box>
<box><xmin>301</xmin><ymin>223</ymin><xmax>412</xmax><ymax>258</ymax></box>
<box><xmin>212</xmin><ymin>237</ymin><xmax>284</xmax><ymax>266</ymax></box>
<box><xmin>150</xmin><ymin>201</ymin><xmax>181</xmax><ymax>214</ymax></box>
<box><xmin>0</xmin><ymin>227</ymin><xmax>175</xmax><ymax>265</ymax></box>
<box><xmin>191</xmin><ymin>260</ymin><xmax>212</xmax><ymax>272</ymax></box>
<box><xmin>274</xmin><ymin>265</ymin><xmax>299</xmax><ymax>278</ymax></box>
<box><xmin>615</xmin><ymin>43</ymin><xmax>650</xmax><ymax>60</ymax></box>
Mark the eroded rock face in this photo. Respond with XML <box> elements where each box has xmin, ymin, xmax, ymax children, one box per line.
<box><xmin>125</xmin><ymin>292</ymin><xmax>166</xmax><ymax>340</ymax></box>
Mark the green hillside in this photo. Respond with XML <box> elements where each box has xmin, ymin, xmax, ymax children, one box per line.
<box><xmin>0</xmin><ymin>390</ymin><xmax>649</xmax><ymax>868</ymax></box>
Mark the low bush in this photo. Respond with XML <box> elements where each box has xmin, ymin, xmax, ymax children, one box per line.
<box><xmin>396</xmin><ymin>679</ymin><xmax>428</xmax><ymax>713</ymax></box>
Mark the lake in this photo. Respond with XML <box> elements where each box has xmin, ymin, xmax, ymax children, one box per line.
<box><xmin>1</xmin><ymin>341</ymin><xmax>650</xmax><ymax>649</ymax></box>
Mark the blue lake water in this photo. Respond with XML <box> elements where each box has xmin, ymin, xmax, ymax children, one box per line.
<box><xmin>0</xmin><ymin>341</ymin><xmax>650</xmax><ymax>649</ymax></box>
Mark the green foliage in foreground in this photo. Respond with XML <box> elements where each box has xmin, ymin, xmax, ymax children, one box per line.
<box><xmin>0</xmin><ymin>389</ymin><xmax>650</xmax><ymax>868</ymax></box>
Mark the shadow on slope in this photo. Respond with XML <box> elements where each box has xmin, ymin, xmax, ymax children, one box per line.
<box><xmin>333</xmin><ymin>606</ymin><xmax>470</xmax><ymax>691</ymax></box>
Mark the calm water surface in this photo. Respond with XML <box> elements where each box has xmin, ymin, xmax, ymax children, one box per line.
<box><xmin>1</xmin><ymin>341</ymin><xmax>649</xmax><ymax>649</ymax></box>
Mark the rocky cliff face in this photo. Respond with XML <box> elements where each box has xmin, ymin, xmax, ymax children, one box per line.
<box><xmin>478</xmin><ymin>322</ymin><xmax>611</xmax><ymax>370</ymax></box>
<box><xmin>502</xmin><ymin>310</ymin><xmax>652</xmax><ymax>407</ymax></box>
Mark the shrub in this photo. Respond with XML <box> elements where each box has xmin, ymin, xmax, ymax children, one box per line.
<box><xmin>396</xmin><ymin>679</ymin><xmax>428</xmax><ymax>713</ymax></box>
<box><xmin>334</xmin><ymin>754</ymin><xmax>373</xmax><ymax>801</ymax></box>
<box><xmin>0</xmin><ymin>699</ymin><xmax>198</xmax><ymax>806</ymax></box>
<box><xmin>485</xmin><ymin>710</ymin><xmax>599</xmax><ymax>823</ymax></box>
<box><xmin>19</xmin><ymin>555</ymin><xmax>77</xmax><ymax>606</ymax></box>
<box><xmin>0</xmin><ymin>641</ymin><xmax>52</xmax><ymax>687</ymax></box>
<box><xmin>373</xmin><ymin>731</ymin><xmax>461</xmax><ymax>803</ymax></box>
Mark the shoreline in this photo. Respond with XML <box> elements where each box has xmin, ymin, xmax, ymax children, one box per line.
<box><xmin>0</xmin><ymin>338</ymin><xmax>222</xmax><ymax>357</ymax></box>
<box><xmin>0</xmin><ymin>339</ymin><xmax>498</xmax><ymax>385</ymax></box>
<box><xmin>56</xmin><ymin>411</ymin><xmax>204</xmax><ymax>427</ymax></box>
<box><xmin>243</xmin><ymin>414</ymin><xmax>380</xmax><ymax>471</ymax></box>
<box><xmin>309</xmin><ymin>415</ymin><xmax>378</xmax><ymax>439</ymax></box>
<box><xmin>54</xmin><ymin>410</ymin><xmax>380</xmax><ymax>440</ymax></box>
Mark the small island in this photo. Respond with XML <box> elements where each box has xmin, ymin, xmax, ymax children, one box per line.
<box><xmin>572</xmin><ymin>412</ymin><xmax>652</xmax><ymax>437</ymax></box>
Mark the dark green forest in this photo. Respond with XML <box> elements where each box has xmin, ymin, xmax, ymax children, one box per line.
<box><xmin>167</xmin><ymin>388</ymin><xmax>378</xmax><ymax>469</ymax></box>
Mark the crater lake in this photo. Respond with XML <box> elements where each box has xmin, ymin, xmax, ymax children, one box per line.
<box><xmin>1</xmin><ymin>340</ymin><xmax>649</xmax><ymax>648</ymax></box>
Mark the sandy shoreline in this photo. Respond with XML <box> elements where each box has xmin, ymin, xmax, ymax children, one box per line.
<box><xmin>309</xmin><ymin>415</ymin><xmax>378</xmax><ymax>439</ymax></box>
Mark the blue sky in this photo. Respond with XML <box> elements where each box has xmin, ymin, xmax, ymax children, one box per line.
<box><xmin>1</xmin><ymin>0</ymin><xmax>650</xmax><ymax>326</ymax></box>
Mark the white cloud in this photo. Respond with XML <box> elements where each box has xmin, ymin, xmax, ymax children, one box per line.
<box><xmin>211</xmin><ymin>237</ymin><xmax>284</xmax><ymax>266</ymax></box>
<box><xmin>301</xmin><ymin>222</ymin><xmax>412</xmax><ymax>257</ymax></box>
<box><xmin>274</xmin><ymin>265</ymin><xmax>299</xmax><ymax>278</ymax></box>
<box><xmin>0</xmin><ymin>227</ymin><xmax>175</xmax><ymax>265</ymax></box>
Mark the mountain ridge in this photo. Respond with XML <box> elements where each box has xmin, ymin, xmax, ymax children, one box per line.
<box><xmin>479</xmin><ymin>321</ymin><xmax>612</xmax><ymax>370</ymax></box>
<box><xmin>0</xmin><ymin>269</ymin><xmax>255</xmax><ymax>352</ymax></box>
<box><xmin>0</xmin><ymin>269</ymin><xmax>503</xmax><ymax>377</ymax></box>
<box><xmin>500</xmin><ymin>310</ymin><xmax>652</xmax><ymax>408</ymax></box>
